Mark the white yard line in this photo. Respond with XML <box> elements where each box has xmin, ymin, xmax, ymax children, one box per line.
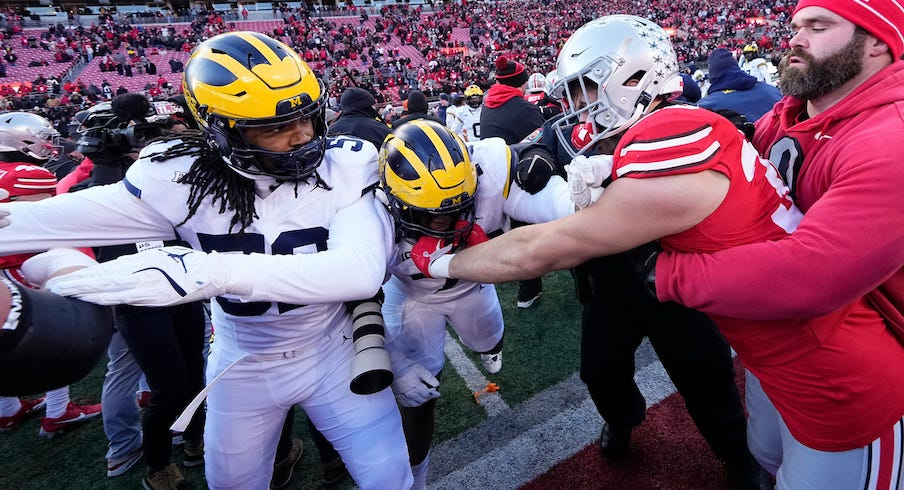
<box><xmin>443</xmin><ymin>332</ymin><xmax>510</xmax><ymax>417</ymax></box>
<box><xmin>429</xmin><ymin>343</ymin><xmax>679</xmax><ymax>489</ymax></box>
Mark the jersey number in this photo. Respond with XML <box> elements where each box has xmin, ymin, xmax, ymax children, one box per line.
<box><xmin>197</xmin><ymin>228</ymin><xmax>329</xmax><ymax>316</ymax></box>
<box><xmin>767</xmin><ymin>136</ymin><xmax>803</xmax><ymax>199</ymax></box>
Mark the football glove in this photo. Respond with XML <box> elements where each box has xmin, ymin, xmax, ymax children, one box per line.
<box><xmin>451</xmin><ymin>220</ymin><xmax>489</xmax><ymax>250</ymax></box>
<box><xmin>392</xmin><ymin>362</ymin><xmax>440</xmax><ymax>407</ymax></box>
<box><xmin>45</xmin><ymin>246</ymin><xmax>233</xmax><ymax>306</ymax></box>
<box><xmin>515</xmin><ymin>147</ymin><xmax>557</xmax><ymax>195</ymax></box>
<box><xmin>21</xmin><ymin>249</ymin><xmax>99</xmax><ymax>287</ymax></box>
<box><xmin>411</xmin><ymin>237</ymin><xmax>453</xmax><ymax>279</ymax></box>
<box><xmin>566</xmin><ymin>154</ymin><xmax>614</xmax><ymax>209</ymax></box>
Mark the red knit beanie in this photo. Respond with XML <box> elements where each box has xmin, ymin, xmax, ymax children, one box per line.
<box><xmin>795</xmin><ymin>0</ymin><xmax>904</xmax><ymax>59</ymax></box>
<box><xmin>494</xmin><ymin>55</ymin><xmax>529</xmax><ymax>87</ymax></box>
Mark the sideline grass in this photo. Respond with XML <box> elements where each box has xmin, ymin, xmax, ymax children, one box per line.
<box><xmin>0</xmin><ymin>271</ymin><xmax>582</xmax><ymax>489</ymax></box>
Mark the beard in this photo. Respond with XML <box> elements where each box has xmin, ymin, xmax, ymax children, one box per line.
<box><xmin>779</xmin><ymin>30</ymin><xmax>866</xmax><ymax>100</ymax></box>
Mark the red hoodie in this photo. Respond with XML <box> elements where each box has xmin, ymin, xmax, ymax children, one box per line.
<box><xmin>657</xmin><ymin>62</ymin><xmax>904</xmax><ymax>340</ymax></box>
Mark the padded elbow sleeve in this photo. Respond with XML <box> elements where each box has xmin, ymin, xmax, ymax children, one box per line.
<box><xmin>0</xmin><ymin>278</ymin><xmax>113</xmax><ymax>396</ymax></box>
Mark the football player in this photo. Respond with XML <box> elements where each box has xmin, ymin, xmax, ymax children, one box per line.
<box><xmin>738</xmin><ymin>43</ymin><xmax>776</xmax><ymax>86</ymax></box>
<box><xmin>0</xmin><ymin>117</ymin><xmax>105</xmax><ymax>434</ymax></box>
<box><xmin>446</xmin><ymin>84</ymin><xmax>483</xmax><ymax>141</ymax></box>
<box><xmin>0</xmin><ymin>32</ymin><xmax>411</xmax><ymax>490</ymax></box>
<box><xmin>411</xmin><ymin>15</ymin><xmax>904</xmax><ymax>488</ymax></box>
<box><xmin>379</xmin><ymin>120</ymin><xmax>572</xmax><ymax>489</ymax></box>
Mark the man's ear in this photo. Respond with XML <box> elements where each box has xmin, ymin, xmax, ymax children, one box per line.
<box><xmin>865</xmin><ymin>33</ymin><xmax>892</xmax><ymax>59</ymax></box>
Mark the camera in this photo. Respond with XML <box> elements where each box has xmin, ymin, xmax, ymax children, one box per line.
<box><xmin>75</xmin><ymin>94</ymin><xmax>177</xmax><ymax>154</ymax></box>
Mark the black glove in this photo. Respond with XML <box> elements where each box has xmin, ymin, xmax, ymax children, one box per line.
<box><xmin>514</xmin><ymin>147</ymin><xmax>557</xmax><ymax>195</ymax></box>
<box><xmin>624</xmin><ymin>241</ymin><xmax>662</xmax><ymax>299</ymax></box>
<box><xmin>709</xmin><ymin>108</ymin><xmax>755</xmax><ymax>142</ymax></box>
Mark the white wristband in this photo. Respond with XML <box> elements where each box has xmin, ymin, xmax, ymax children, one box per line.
<box><xmin>428</xmin><ymin>254</ymin><xmax>454</xmax><ymax>279</ymax></box>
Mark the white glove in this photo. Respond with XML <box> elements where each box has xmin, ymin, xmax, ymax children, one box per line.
<box><xmin>21</xmin><ymin>249</ymin><xmax>99</xmax><ymax>287</ymax></box>
<box><xmin>566</xmin><ymin>154</ymin><xmax>614</xmax><ymax>209</ymax></box>
<box><xmin>392</xmin><ymin>362</ymin><xmax>440</xmax><ymax>407</ymax></box>
<box><xmin>45</xmin><ymin>246</ymin><xmax>231</xmax><ymax>306</ymax></box>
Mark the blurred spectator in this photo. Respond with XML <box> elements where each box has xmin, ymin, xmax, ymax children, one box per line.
<box><xmin>698</xmin><ymin>48</ymin><xmax>782</xmax><ymax>121</ymax></box>
<box><xmin>327</xmin><ymin>87</ymin><xmax>391</xmax><ymax>148</ymax></box>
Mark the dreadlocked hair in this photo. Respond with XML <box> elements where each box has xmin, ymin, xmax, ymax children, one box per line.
<box><xmin>148</xmin><ymin>131</ymin><xmax>258</xmax><ymax>233</ymax></box>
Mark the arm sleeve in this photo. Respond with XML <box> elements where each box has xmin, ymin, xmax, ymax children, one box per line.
<box><xmin>657</xmin><ymin>132</ymin><xmax>904</xmax><ymax>319</ymax></box>
<box><xmin>223</xmin><ymin>192</ymin><xmax>394</xmax><ymax>304</ymax></box>
<box><xmin>504</xmin><ymin>175</ymin><xmax>574</xmax><ymax>223</ymax></box>
<box><xmin>0</xmin><ymin>181</ymin><xmax>176</xmax><ymax>255</ymax></box>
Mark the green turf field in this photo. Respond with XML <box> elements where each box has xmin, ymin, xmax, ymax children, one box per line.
<box><xmin>0</xmin><ymin>271</ymin><xmax>583</xmax><ymax>489</ymax></box>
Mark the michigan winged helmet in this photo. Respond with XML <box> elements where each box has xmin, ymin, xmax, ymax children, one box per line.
<box><xmin>380</xmin><ymin>120</ymin><xmax>478</xmax><ymax>243</ymax></box>
<box><xmin>182</xmin><ymin>31</ymin><xmax>327</xmax><ymax>180</ymax></box>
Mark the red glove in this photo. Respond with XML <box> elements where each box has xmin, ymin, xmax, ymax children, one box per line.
<box><xmin>411</xmin><ymin>235</ymin><xmax>448</xmax><ymax>278</ymax></box>
<box><xmin>453</xmin><ymin>220</ymin><xmax>488</xmax><ymax>249</ymax></box>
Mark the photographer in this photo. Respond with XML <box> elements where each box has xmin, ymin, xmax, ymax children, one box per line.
<box><xmin>69</xmin><ymin>93</ymin><xmax>208</xmax><ymax>487</ymax></box>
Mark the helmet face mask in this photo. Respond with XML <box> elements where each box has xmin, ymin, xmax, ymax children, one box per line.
<box><xmin>183</xmin><ymin>31</ymin><xmax>328</xmax><ymax>181</ymax></box>
<box><xmin>0</xmin><ymin>112</ymin><xmax>60</xmax><ymax>162</ymax></box>
<box><xmin>380</xmin><ymin>120</ymin><xmax>478</xmax><ymax>243</ymax></box>
<box><xmin>464</xmin><ymin>84</ymin><xmax>483</xmax><ymax>109</ymax></box>
<box><xmin>551</xmin><ymin>15</ymin><xmax>683</xmax><ymax>158</ymax></box>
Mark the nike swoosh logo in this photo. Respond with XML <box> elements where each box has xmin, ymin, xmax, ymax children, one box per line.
<box><xmin>571</xmin><ymin>47</ymin><xmax>590</xmax><ymax>58</ymax></box>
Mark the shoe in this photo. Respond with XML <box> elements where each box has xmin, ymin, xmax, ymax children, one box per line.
<box><xmin>480</xmin><ymin>352</ymin><xmax>502</xmax><ymax>374</ymax></box>
<box><xmin>321</xmin><ymin>456</ymin><xmax>350</xmax><ymax>485</ymax></box>
<box><xmin>182</xmin><ymin>439</ymin><xmax>204</xmax><ymax>468</ymax></box>
<box><xmin>107</xmin><ymin>446</ymin><xmax>143</xmax><ymax>477</ymax></box>
<box><xmin>726</xmin><ymin>452</ymin><xmax>773</xmax><ymax>490</ymax></box>
<box><xmin>39</xmin><ymin>401</ymin><xmax>102</xmax><ymax>439</ymax></box>
<box><xmin>270</xmin><ymin>437</ymin><xmax>303</xmax><ymax>489</ymax></box>
<box><xmin>143</xmin><ymin>463</ymin><xmax>187</xmax><ymax>490</ymax></box>
<box><xmin>136</xmin><ymin>390</ymin><xmax>151</xmax><ymax>408</ymax></box>
<box><xmin>598</xmin><ymin>422</ymin><xmax>631</xmax><ymax>459</ymax></box>
<box><xmin>0</xmin><ymin>397</ymin><xmax>45</xmax><ymax>432</ymax></box>
<box><xmin>516</xmin><ymin>280</ymin><xmax>542</xmax><ymax>308</ymax></box>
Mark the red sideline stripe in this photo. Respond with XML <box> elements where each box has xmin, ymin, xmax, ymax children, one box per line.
<box><xmin>521</xmin><ymin>358</ymin><xmax>748</xmax><ymax>489</ymax></box>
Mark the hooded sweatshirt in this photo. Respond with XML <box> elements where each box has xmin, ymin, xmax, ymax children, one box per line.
<box><xmin>697</xmin><ymin>48</ymin><xmax>782</xmax><ymax>121</ymax></box>
<box><xmin>656</xmin><ymin>62</ymin><xmax>904</xmax><ymax>449</ymax></box>
<box><xmin>479</xmin><ymin>83</ymin><xmax>545</xmax><ymax>144</ymax></box>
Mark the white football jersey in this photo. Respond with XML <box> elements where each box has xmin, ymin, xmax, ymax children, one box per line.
<box><xmin>447</xmin><ymin>105</ymin><xmax>482</xmax><ymax>142</ymax></box>
<box><xmin>387</xmin><ymin>137</ymin><xmax>572</xmax><ymax>303</ymax></box>
<box><xmin>0</xmin><ymin>136</ymin><xmax>394</xmax><ymax>355</ymax></box>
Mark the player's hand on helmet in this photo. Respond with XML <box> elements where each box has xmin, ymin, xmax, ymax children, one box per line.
<box><xmin>566</xmin><ymin>154</ymin><xmax>613</xmax><ymax>209</ymax></box>
<box><xmin>392</xmin><ymin>362</ymin><xmax>440</xmax><ymax>407</ymax></box>
<box><xmin>515</xmin><ymin>147</ymin><xmax>557</xmax><ymax>195</ymax></box>
<box><xmin>411</xmin><ymin>236</ymin><xmax>454</xmax><ymax>279</ymax></box>
<box><xmin>46</xmin><ymin>246</ymin><xmax>230</xmax><ymax>306</ymax></box>
<box><xmin>22</xmin><ymin>249</ymin><xmax>99</xmax><ymax>287</ymax></box>
<box><xmin>451</xmin><ymin>220</ymin><xmax>488</xmax><ymax>250</ymax></box>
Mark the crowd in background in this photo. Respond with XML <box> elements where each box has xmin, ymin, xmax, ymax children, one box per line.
<box><xmin>0</xmin><ymin>0</ymin><xmax>794</xmax><ymax>136</ymax></box>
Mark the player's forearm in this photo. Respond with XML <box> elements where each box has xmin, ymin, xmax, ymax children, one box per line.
<box><xmin>0</xmin><ymin>184</ymin><xmax>174</xmax><ymax>254</ymax></box>
<box><xmin>448</xmin><ymin>223</ymin><xmax>569</xmax><ymax>283</ymax></box>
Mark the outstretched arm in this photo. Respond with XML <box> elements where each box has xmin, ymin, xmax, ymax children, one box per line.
<box><xmin>657</xmin><ymin>133</ymin><xmax>904</xmax><ymax>320</ymax></box>
<box><xmin>443</xmin><ymin>170</ymin><xmax>728</xmax><ymax>283</ymax></box>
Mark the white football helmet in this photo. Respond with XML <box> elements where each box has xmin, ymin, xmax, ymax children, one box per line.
<box><xmin>0</xmin><ymin>112</ymin><xmax>59</xmax><ymax>161</ymax></box>
<box><xmin>544</xmin><ymin>69</ymin><xmax>560</xmax><ymax>99</ymax></box>
<box><xmin>526</xmin><ymin>72</ymin><xmax>546</xmax><ymax>94</ymax></box>
<box><xmin>551</xmin><ymin>15</ymin><xmax>683</xmax><ymax>157</ymax></box>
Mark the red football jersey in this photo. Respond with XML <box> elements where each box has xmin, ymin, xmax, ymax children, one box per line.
<box><xmin>614</xmin><ymin>105</ymin><xmax>801</xmax><ymax>253</ymax></box>
<box><xmin>612</xmin><ymin>105</ymin><xmax>897</xmax><ymax>451</ymax></box>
